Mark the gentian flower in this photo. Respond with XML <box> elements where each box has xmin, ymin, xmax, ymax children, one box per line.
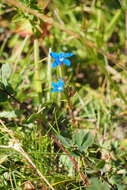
<box><xmin>51</xmin><ymin>79</ymin><xmax>64</xmax><ymax>92</ymax></box>
<box><xmin>50</xmin><ymin>52</ymin><xmax>74</xmax><ymax>68</ymax></box>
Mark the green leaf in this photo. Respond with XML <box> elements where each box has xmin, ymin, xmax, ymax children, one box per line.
<box><xmin>0</xmin><ymin>63</ymin><xmax>12</xmax><ymax>86</ymax></box>
<box><xmin>116</xmin><ymin>184</ymin><xmax>126</xmax><ymax>190</ymax></box>
<box><xmin>0</xmin><ymin>111</ymin><xmax>16</xmax><ymax>118</ymax></box>
<box><xmin>72</xmin><ymin>129</ymin><xmax>87</xmax><ymax>147</ymax></box>
<box><xmin>59</xmin><ymin>155</ymin><xmax>75</xmax><ymax>176</ymax></box>
<box><xmin>96</xmin><ymin>160</ymin><xmax>105</xmax><ymax>169</ymax></box>
<box><xmin>86</xmin><ymin>178</ymin><xmax>110</xmax><ymax>190</ymax></box>
<box><xmin>70</xmin><ymin>150</ymin><xmax>81</xmax><ymax>157</ymax></box>
<box><xmin>79</xmin><ymin>132</ymin><xmax>94</xmax><ymax>151</ymax></box>
<box><xmin>72</xmin><ymin>130</ymin><xmax>94</xmax><ymax>152</ymax></box>
<box><xmin>0</xmin><ymin>91</ymin><xmax>8</xmax><ymax>102</ymax></box>
<box><xmin>104</xmin><ymin>9</ymin><xmax>122</xmax><ymax>42</ymax></box>
<box><xmin>26</xmin><ymin>113</ymin><xmax>42</xmax><ymax>123</ymax></box>
<box><xmin>57</xmin><ymin>135</ymin><xmax>72</xmax><ymax>147</ymax></box>
<box><xmin>0</xmin><ymin>83</ymin><xmax>15</xmax><ymax>102</ymax></box>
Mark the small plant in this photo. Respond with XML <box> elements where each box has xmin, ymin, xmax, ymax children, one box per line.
<box><xmin>0</xmin><ymin>0</ymin><xmax>127</xmax><ymax>190</ymax></box>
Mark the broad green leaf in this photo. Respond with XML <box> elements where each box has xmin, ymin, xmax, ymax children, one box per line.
<box><xmin>59</xmin><ymin>155</ymin><xmax>75</xmax><ymax>176</ymax></box>
<box><xmin>71</xmin><ymin>150</ymin><xmax>81</xmax><ymax>157</ymax></box>
<box><xmin>96</xmin><ymin>160</ymin><xmax>105</xmax><ymax>169</ymax></box>
<box><xmin>72</xmin><ymin>129</ymin><xmax>87</xmax><ymax>147</ymax></box>
<box><xmin>79</xmin><ymin>132</ymin><xmax>94</xmax><ymax>151</ymax></box>
<box><xmin>116</xmin><ymin>184</ymin><xmax>126</xmax><ymax>190</ymax></box>
<box><xmin>86</xmin><ymin>178</ymin><xmax>110</xmax><ymax>190</ymax></box>
<box><xmin>0</xmin><ymin>83</ymin><xmax>14</xmax><ymax>102</ymax></box>
<box><xmin>72</xmin><ymin>130</ymin><xmax>94</xmax><ymax>152</ymax></box>
<box><xmin>57</xmin><ymin>135</ymin><xmax>72</xmax><ymax>147</ymax></box>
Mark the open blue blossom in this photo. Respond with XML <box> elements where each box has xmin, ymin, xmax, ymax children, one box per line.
<box><xmin>51</xmin><ymin>79</ymin><xmax>64</xmax><ymax>92</ymax></box>
<box><xmin>50</xmin><ymin>52</ymin><xmax>74</xmax><ymax>68</ymax></box>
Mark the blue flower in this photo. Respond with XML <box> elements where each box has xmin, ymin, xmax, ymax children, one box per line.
<box><xmin>50</xmin><ymin>52</ymin><xmax>74</xmax><ymax>68</ymax></box>
<box><xmin>51</xmin><ymin>79</ymin><xmax>64</xmax><ymax>92</ymax></box>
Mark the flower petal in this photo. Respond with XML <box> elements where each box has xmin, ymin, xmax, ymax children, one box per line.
<box><xmin>59</xmin><ymin>52</ymin><xmax>64</xmax><ymax>58</ymax></box>
<box><xmin>57</xmin><ymin>80</ymin><xmax>64</xmax><ymax>87</ymax></box>
<box><xmin>64</xmin><ymin>53</ymin><xmax>74</xmax><ymax>58</ymax></box>
<box><xmin>52</xmin><ymin>61</ymin><xmax>58</xmax><ymax>68</ymax></box>
<box><xmin>51</xmin><ymin>88</ymin><xmax>64</xmax><ymax>92</ymax></box>
<box><xmin>50</xmin><ymin>52</ymin><xmax>59</xmax><ymax>59</ymax></box>
<box><xmin>52</xmin><ymin>82</ymin><xmax>58</xmax><ymax>88</ymax></box>
<box><xmin>63</xmin><ymin>59</ymin><xmax>71</xmax><ymax>66</ymax></box>
<box><xmin>51</xmin><ymin>88</ymin><xmax>59</xmax><ymax>92</ymax></box>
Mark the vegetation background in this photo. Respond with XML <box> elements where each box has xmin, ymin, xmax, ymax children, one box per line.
<box><xmin>0</xmin><ymin>0</ymin><xmax>127</xmax><ymax>189</ymax></box>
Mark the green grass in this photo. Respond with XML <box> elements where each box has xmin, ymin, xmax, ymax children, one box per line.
<box><xmin>0</xmin><ymin>0</ymin><xmax>127</xmax><ymax>189</ymax></box>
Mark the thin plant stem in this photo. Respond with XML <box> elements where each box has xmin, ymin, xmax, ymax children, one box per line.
<box><xmin>58</xmin><ymin>66</ymin><xmax>62</xmax><ymax>78</ymax></box>
<box><xmin>64</xmin><ymin>89</ymin><xmax>77</xmax><ymax>127</ymax></box>
<box><xmin>47</xmin><ymin>48</ymin><xmax>52</xmax><ymax>101</ymax></box>
<box><xmin>34</xmin><ymin>39</ymin><xmax>42</xmax><ymax>104</ymax></box>
<box><xmin>57</xmin><ymin>66</ymin><xmax>63</xmax><ymax>106</ymax></box>
<box><xmin>11</xmin><ymin>35</ymin><xmax>29</xmax><ymax>73</ymax></box>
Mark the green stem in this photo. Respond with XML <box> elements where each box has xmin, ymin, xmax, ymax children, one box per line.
<box><xmin>47</xmin><ymin>48</ymin><xmax>52</xmax><ymax>101</ymax></box>
<box><xmin>104</xmin><ymin>9</ymin><xmax>122</xmax><ymax>42</ymax></box>
<box><xmin>64</xmin><ymin>89</ymin><xmax>76</xmax><ymax>128</ymax></box>
<box><xmin>57</xmin><ymin>66</ymin><xmax>63</xmax><ymax>106</ymax></box>
<box><xmin>12</xmin><ymin>35</ymin><xmax>29</xmax><ymax>73</ymax></box>
<box><xmin>34</xmin><ymin>39</ymin><xmax>42</xmax><ymax>104</ymax></box>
